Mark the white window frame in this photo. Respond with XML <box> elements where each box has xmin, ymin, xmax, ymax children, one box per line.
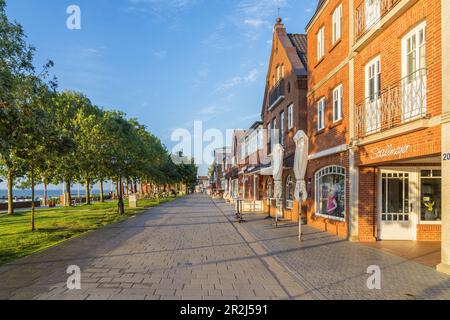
<box><xmin>271</xmin><ymin>118</ymin><xmax>277</xmax><ymax>149</ymax></box>
<box><xmin>286</xmin><ymin>176</ymin><xmax>294</xmax><ymax>209</ymax></box>
<box><xmin>315</xmin><ymin>166</ymin><xmax>346</xmax><ymax>222</ymax></box>
<box><xmin>333</xmin><ymin>84</ymin><xmax>343</xmax><ymax>122</ymax></box>
<box><xmin>317</xmin><ymin>98</ymin><xmax>325</xmax><ymax>131</ymax></box>
<box><xmin>401</xmin><ymin>21</ymin><xmax>427</xmax><ymax>121</ymax></box>
<box><xmin>365</xmin><ymin>56</ymin><xmax>381</xmax><ymax>134</ymax></box>
<box><xmin>317</xmin><ymin>27</ymin><xmax>325</xmax><ymax>61</ymax></box>
<box><xmin>287</xmin><ymin>104</ymin><xmax>294</xmax><ymax>130</ymax></box>
<box><xmin>332</xmin><ymin>4</ymin><xmax>342</xmax><ymax>45</ymax></box>
<box><xmin>280</xmin><ymin>111</ymin><xmax>285</xmax><ymax>145</ymax></box>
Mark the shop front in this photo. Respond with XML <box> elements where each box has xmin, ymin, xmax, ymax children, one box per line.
<box><xmin>377</xmin><ymin>167</ymin><xmax>441</xmax><ymax>241</ymax></box>
<box><xmin>356</xmin><ymin>129</ymin><xmax>442</xmax><ymax>242</ymax></box>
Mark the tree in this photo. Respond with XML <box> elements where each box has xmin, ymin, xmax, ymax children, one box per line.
<box><xmin>0</xmin><ymin>0</ymin><xmax>37</xmax><ymax>215</ymax></box>
<box><xmin>51</xmin><ymin>91</ymin><xmax>88</xmax><ymax>206</ymax></box>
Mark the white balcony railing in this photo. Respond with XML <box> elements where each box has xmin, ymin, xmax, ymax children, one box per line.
<box><xmin>356</xmin><ymin>68</ymin><xmax>428</xmax><ymax>139</ymax></box>
<box><xmin>355</xmin><ymin>0</ymin><xmax>401</xmax><ymax>39</ymax></box>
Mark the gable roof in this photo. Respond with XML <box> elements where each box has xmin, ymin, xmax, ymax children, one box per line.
<box><xmin>306</xmin><ymin>0</ymin><xmax>327</xmax><ymax>31</ymax></box>
<box><xmin>316</xmin><ymin>0</ymin><xmax>327</xmax><ymax>12</ymax></box>
<box><xmin>260</xmin><ymin>24</ymin><xmax>307</xmax><ymax>117</ymax></box>
<box><xmin>273</xmin><ymin>27</ymin><xmax>308</xmax><ymax>77</ymax></box>
<box><xmin>287</xmin><ymin>34</ymin><xmax>308</xmax><ymax>74</ymax></box>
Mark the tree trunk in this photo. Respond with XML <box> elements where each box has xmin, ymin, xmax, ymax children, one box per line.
<box><xmin>99</xmin><ymin>180</ymin><xmax>104</xmax><ymax>203</ymax></box>
<box><xmin>134</xmin><ymin>179</ymin><xmax>138</xmax><ymax>194</ymax></box>
<box><xmin>139</xmin><ymin>181</ymin><xmax>143</xmax><ymax>197</ymax></box>
<box><xmin>65</xmin><ymin>180</ymin><xmax>72</xmax><ymax>207</ymax></box>
<box><xmin>43</xmin><ymin>181</ymin><xmax>48</xmax><ymax>207</ymax></box>
<box><xmin>85</xmin><ymin>177</ymin><xmax>91</xmax><ymax>205</ymax></box>
<box><xmin>31</xmin><ymin>163</ymin><xmax>36</xmax><ymax>232</ymax></box>
<box><xmin>7</xmin><ymin>169</ymin><xmax>14</xmax><ymax>216</ymax></box>
<box><xmin>115</xmin><ymin>180</ymin><xmax>119</xmax><ymax>200</ymax></box>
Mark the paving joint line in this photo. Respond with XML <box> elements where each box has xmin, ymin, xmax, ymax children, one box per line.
<box><xmin>210</xmin><ymin>197</ymin><xmax>323</xmax><ymax>300</ymax></box>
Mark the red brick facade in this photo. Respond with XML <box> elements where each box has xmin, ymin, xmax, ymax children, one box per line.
<box><xmin>306</xmin><ymin>0</ymin><xmax>443</xmax><ymax>242</ymax></box>
<box><xmin>225</xmin><ymin>0</ymin><xmax>444</xmax><ymax>245</ymax></box>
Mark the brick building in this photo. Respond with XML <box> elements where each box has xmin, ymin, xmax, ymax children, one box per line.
<box><xmin>259</xmin><ymin>18</ymin><xmax>308</xmax><ymax>222</ymax></box>
<box><xmin>306</xmin><ymin>0</ymin><xmax>450</xmax><ymax>274</ymax></box>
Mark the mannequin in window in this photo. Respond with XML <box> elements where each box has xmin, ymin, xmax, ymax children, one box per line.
<box><xmin>327</xmin><ymin>183</ymin><xmax>340</xmax><ymax>216</ymax></box>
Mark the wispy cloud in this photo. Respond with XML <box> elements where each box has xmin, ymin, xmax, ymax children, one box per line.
<box><xmin>192</xmin><ymin>67</ymin><xmax>211</xmax><ymax>89</ymax></box>
<box><xmin>215</xmin><ymin>68</ymin><xmax>259</xmax><ymax>93</ymax></box>
<box><xmin>81</xmin><ymin>46</ymin><xmax>107</xmax><ymax>58</ymax></box>
<box><xmin>151</xmin><ymin>49</ymin><xmax>167</xmax><ymax>59</ymax></box>
<box><xmin>244</xmin><ymin>19</ymin><xmax>264</xmax><ymax>28</ymax></box>
<box><xmin>198</xmin><ymin>105</ymin><xmax>228</xmax><ymax>116</ymax></box>
<box><xmin>124</xmin><ymin>0</ymin><xmax>201</xmax><ymax>17</ymax></box>
<box><xmin>240</xmin><ymin>112</ymin><xmax>261</xmax><ymax>122</ymax></box>
<box><xmin>234</xmin><ymin>0</ymin><xmax>289</xmax><ymax>39</ymax></box>
<box><xmin>202</xmin><ymin>0</ymin><xmax>289</xmax><ymax>51</ymax></box>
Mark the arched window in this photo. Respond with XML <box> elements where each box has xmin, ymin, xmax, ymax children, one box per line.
<box><xmin>315</xmin><ymin>166</ymin><xmax>346</xmax><ymax>221</ymax></box>
<box><xmin>286</xmin><ymin>176</ymin><xmax>294</xmax><ymax>209</ymax></box>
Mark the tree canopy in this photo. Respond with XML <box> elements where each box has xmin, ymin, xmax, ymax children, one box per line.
<box><xmin>0</xmin><ymin>0</ymin><xmax>197</xmax><ymax>229</ymax></box>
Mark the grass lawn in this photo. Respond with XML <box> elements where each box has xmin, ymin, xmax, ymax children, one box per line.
<box><xmin>0</xmin><ymin>197</ymin><xmax>177</xmax><ymax>266</ymax></box>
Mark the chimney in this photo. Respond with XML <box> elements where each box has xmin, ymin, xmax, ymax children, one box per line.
<box><xmin>274</xmin><ymin>16</ymin><xmax>284</xmax><ymax>30</ymax></box>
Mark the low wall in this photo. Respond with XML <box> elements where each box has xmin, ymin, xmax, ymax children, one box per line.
<box><xmin>0</xmin><ymin>201</ymin><xmax>41</xmax><ymax>211</ymax></box>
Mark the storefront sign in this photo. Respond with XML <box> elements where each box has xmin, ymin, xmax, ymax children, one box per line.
<box><xmin>370</xmin><ymin>144</ymin><xmax>411</xmax><ymax>160</ymax></box>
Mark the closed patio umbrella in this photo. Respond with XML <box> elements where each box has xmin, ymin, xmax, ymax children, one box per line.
<box><xmin>272</xmin><ymin>144</ymin><xmax>284</xmax><ymax>224</ymax></box>
<box><xmin>293</xmin><ymin>130</ymin><xmax>309</xmax><ymax>240</ymax></box>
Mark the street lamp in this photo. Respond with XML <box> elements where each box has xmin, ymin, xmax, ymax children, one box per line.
<box><xmin>112</xmin><ymin>156</ymin><xmax>125</xmax><ymax>215</ymax></box>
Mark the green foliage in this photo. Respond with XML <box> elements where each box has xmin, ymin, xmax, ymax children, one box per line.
<box><xmin>0</xmin><ymin>197</ymin><xmax>177</xmax><ymax>265</ymax></box>
<box><xmin>0</xmin><ymin>0</ymin><xmax>196</xmax><ymax>218</ymax></box>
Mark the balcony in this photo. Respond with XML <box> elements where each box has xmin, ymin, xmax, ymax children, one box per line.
<box><xmin>355</xmin><ymin>68</ymin><xmax>428</xmax><ymax>140</ymax></box>
<box><xmin>355</xmin><ymin>0</ymin><xmax>401</xmax><ymax>40</ymax></box>
<box><xmin>268</xmin><ymin>79</ymin><xmax>285</xmax><ymax>111</ymax></box>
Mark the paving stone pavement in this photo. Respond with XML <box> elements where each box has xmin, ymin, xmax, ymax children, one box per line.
<box><xmin>0</xmin><ymin>195</ymin><xmax>316</xmax><ymax>300</ymax></box>
<box><xmin>213</xmin><ymin>200</ymin><xmax>450</xmax><ymax>300</ymax></box>
<box><xmin>1</xmin><ymin>194</ymin><xmax>449</xmax><ymax>300</ymax></box>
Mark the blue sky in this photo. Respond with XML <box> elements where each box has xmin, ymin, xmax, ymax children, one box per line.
<box><xmin>4</xmin><ymin>0</ymin><xmax>317</xmax><ymax>182</ymax></box>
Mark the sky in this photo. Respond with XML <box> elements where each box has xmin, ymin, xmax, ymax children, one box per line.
<box><xmin>2</xmin><ymin>0</ymin><xmax>317</xmax><ymax>188</ymax></box>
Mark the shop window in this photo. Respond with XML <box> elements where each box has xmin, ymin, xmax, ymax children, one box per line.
<box><xmin>420</xmin><ymin>170</ymin><xmax>441</xmax><ymax>222</ymax></box>
<box><xmin>286</xmin><ymin>176</ymin><xmax>294</xmax><ymax>209</ymax></box>
<box><xmin>315</xmin><ymin>166</ymin><xmax>346</xmax><ymax>221</ymax></box>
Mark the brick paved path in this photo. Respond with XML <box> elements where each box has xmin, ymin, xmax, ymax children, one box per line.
<box><xmin>0</xmin><ymin>194</ymin><xmax>448</xmax><ymax>300</ymax></box>
<box><xmin>0</xmin><ymin>195</ymin><xmax>313</xmax><ymax>300</ymax></box>
<box><xmin>213</xmin><ymin>200</ymin><xmax>450</xmax><ymax>300</ymax></box>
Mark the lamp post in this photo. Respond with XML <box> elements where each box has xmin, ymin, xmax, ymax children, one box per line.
<box><xmin>112</xmin><ymin>156</ymin><xmax>127</xmax><ymax>215</ymax></box>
